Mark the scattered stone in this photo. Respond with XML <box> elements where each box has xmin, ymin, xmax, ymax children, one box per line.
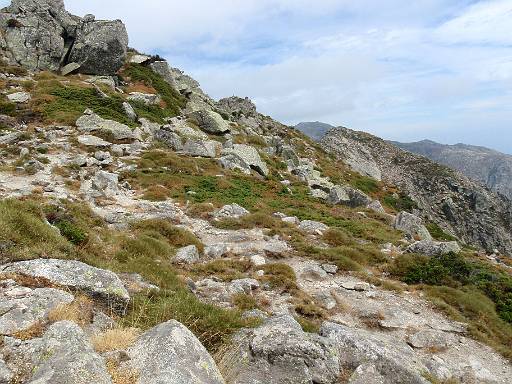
<box><xmin>250</xmin><ymin>255</ymin><xmax>266</xmax><ymax>267</ymax></box>
<box><xmin>61</xmin><ymin>62</ymin><xmax>81</xmax><ymax>75</ymax></box>
<box><xmin>2</xmin><ymin>259</ymin><xmax>130</xmax><ymax>308</ymax></box>
<box><xmin>301</xmin><ymin>264</ymin><xmax>328</xmax><ymax>281</ymax></box>
<box><xmin>77</xmin><ymin>134</ymin><xmax>111</xmax><ymax>147</ymax></box>
<box><xmin>214</xmin><ymin>203</ymin><xmax>249</xmax><ymax>219</ymax></box>
<box><xmin>242</xmin><ymin>309</ymin><xmax>269</xmax><ymax>321</ymax></box>
<box><xmin>173</xmin><ymin>245</ymin><xmax>200</xmax><ymax>264</ymax></box>
<box><xmin>367</xmin><ymin>199</ymin><xmax>386</xmax><ymax>214</ymax></box>
<box><xmin>340</xmin><ymin>281</ymin><xmax>371</xmax><ymax>292</ymax></box>
<box><xmin>122</xmin><ymin>102</ymin><xmax>137</xmax><ymax>121</ymax></box>
<box><xmin>92</xmin><ymin>170</ymin><xmax>119</xmax><ymax>197</ymax></box>
<box><xmin>229</xmin><ymin>278</ymin><xmax>260</xmax><ymax>294</ymax></box>
<box><xmin>298</xmin><ymin>220</ymin><xmax>329</xmax><ymax>234</ymax></box>
<box><xmin>203</xmin><ymin>243</ymin><xmax>229</xmax><ymax>259</ymax></box>
<box><xmin>7</xmin><ymin>91</ymin><xmax>30</xmax><ymax>103</ymax></box>
<box><xmin>182</xmin><ymin>139</ymin><xmax>221</xmax><ymax>158</ymax></box>
<box><xmin>322</xmin><ymin>264</ymin><xmax>338</xmax><ymax>274</ymax></box>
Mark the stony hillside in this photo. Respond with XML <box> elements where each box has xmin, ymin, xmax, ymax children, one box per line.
<box><xmin>392</xmin><ymin>139</ymin><xmax>512</xmax><ymax>201</ymax></box>
<box><xmin>322</xmin><ymin>127</ymin><xmax>512</xmax><ymax>256</ymax></box>
<box><xmin>0</xmin><ymin>1</ymin><xmax>512</xmax><ymax>384</ymax></box>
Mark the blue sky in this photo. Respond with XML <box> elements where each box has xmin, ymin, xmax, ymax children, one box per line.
<box><xmin>3</xmin><ymin>1</ymin><xmax>512</xmax><ymax>153</ymax></box>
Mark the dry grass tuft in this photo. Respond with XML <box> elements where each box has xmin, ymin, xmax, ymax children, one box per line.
<box><xmin>106</xmin><ymin>359</ymin><xmax>139</xmax><ymax>384</ymax></box>
<box><xmin>12</xmin><ymin>321</ymin><xmax>45</xmax><ymax>341</ymax></box>
<box><xmin>92</xmin><ymin>327</ymin><xmax>141</xmax><ymax>353</ymax></box>
<box><xmin>48</xmin><ymin>295</ymin><xmax>94</xmax><ymax>327</ymax></box>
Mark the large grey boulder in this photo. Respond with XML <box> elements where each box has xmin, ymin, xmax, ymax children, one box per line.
<box><xmin>189</xmin><ymin>109</ymin><xmax>230</xmax><ymax>134</ymax></box>
<box><xmin>220</xmin><ymin>144</ymin><xmax>269</xmax><ymax>177</ymax></box>
<box><xmin>0</xmin><ymin>280</ymin><xmax>74</xmax><ymax>336</ymax></box>
<box><xmin>76</xmin><ymin>110</ymin><xmax>135</xmax><ymax>141</ymax></box>
<box><xmin>406</xmin><ymin>240</ymin><xmax>461</xmax><ymax>256</ymax></box>
<box><xmin>298</xmin><ymin>220</ymin><xmax>329</xmax><ymax>234</ymax></box>
<box><xmin>223</xmin><ymin>315</ymin><xmax>340</xmax><ymax>384</ymax></box>
<box><xmin>327</xmin><ymin>185</ymin><xmax>372</xmax><ymax>208</ymax></box>
<box><xmin>320</xmin><ymin>322</ymin><xmax>429</xmax><ymax>384</ymax></box>
<box><xmin>182</xmin><ymin>139</ymin><xmax>221</xmax><ymax>158</ymax></box>
<box><xmin>393</xmin><ymin>211</ymin><xmax>432</xmax><ymax>241</ymax></box>
<box><xmin>154</xmin><ymin>128</ymin><xmax>183</xmax><ymax>150</ymax></box>
<box><xmin>127</xmin><ymin>92</ymin><xmax>161</xmax><ymax>106</ymax></box>
<box><xmin>0</xmin><ymin>0</ymin><xmax>128</xmax><ymax>75</ymax></box>
<box><xmin>2</xmin><ymin>259</ymin><xmax>130</xmax><ymax>309</ymax></box>
<box><xmin>3</xmin><ymin>321</ymin><xmax>112</xmax><ymax>384</ymax></box>
<box><xmin>92</xmin><ymin>170</ymin><xmax>120</xmax><ymax>198</ymax></box>
<box><xmin>126</xmin><ymin>320</ymin><xmax>225</xmax><ymax>384</ymax></box>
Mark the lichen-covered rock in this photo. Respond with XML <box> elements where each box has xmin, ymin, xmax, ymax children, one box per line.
<box><xmin>76</xmin><ymin>110</ymin><xmax>135</xmax><ymax>141</ymax></box>
<box><xmin>127</xmin><ymin>92</ymin><xmax>161</xmax><ymax>106</ymax></box>
<box><xmin>2</xmin><ymin>259</ymin><xmax>129</xmax><ymax>308</ymax></box>
<box><xmin>3</xmin><ymin>321</ymin><xmax>112</xmax><ymax>384</ymax></box>
<box><xmin>220</xmin><ymin>144</ymin><xmax>269</xmax><ymax>177</ymax></box>
<box><xmin>77</xmin><ymin>134</ymin><xmax>111</xmax><ymax>147</ymax></box>
<box><xmin>7</xmin><ymin>91</ymin><xmax>30</xmax><ymax>103</ymax></box>
<box><xmin>406</xmin><ymin>240</ymin><xmax>461</xmax><ymax>256</ymax></box>
<box><xmin>189</xmin><ymin>109</ymin><xmax>230</xmax><ymax>134</ymax></box>
<box><xmin>393</xmin><ymin>211</ymin><xmax>432</xmax><ymax>241</ymax></box>
<box><xmin>127</xmin><ymin>320</ymin><xmax>225</xmax><ymax>384</ymax></box>
<box><xmin>223</xmin><ymin>315</ymin><xmax>340</xmax><ymax>384</ymax></box>
<box><xmin>154</xmin><ymin>128</ymin><xmax>183</xmax><ymax>150</ymax></box>
<box><xmin>0</xmin><ymin>280</ymin><xmax>74</xmax><ymax>336</ymax></box>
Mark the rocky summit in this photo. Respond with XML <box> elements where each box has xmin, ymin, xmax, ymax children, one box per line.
<box><xmin>0</xmin><ymin>1</ymin><xmax>511</xmax><ymax>384</ymax></box>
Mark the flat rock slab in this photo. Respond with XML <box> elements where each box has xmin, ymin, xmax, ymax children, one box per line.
<box><xmin>2</xmin><ymin>259</ymin><xmax>130</xmax><ymax>309</ymax></box>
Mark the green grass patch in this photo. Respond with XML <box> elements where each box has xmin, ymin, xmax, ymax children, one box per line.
<box><xmin>122</xmin><ymin>63</ymin><xmax>186</xmax><ymax>122</ymax></box>
<box><xmin>33</xmin><ymin>80</ymin><xmax>135</xmax><ymax>126</ymax></box>
<box><xmin>426</xmin><ymin>223</ymin><xmax>457</xmax><ymax>241</ymax></box>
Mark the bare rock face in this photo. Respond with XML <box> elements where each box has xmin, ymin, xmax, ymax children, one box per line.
<box><xmin>0</xmin><ymin>0</ymin><xmax>128</xmax><ymax>75</ymax></box>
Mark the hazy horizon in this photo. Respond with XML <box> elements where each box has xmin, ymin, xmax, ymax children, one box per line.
<box><xmin>2</xmin><ymin>0</ymin><xmax>510</xmax><ymax>153</ymax></box>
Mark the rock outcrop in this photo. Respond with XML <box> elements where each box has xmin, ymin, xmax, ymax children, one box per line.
<box><xmin>0</xmin><ymin>0</ymin><xmax>128</xmax><ymax>75</ymax></box>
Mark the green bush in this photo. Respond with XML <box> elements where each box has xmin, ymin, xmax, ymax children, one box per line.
<box><xmin>54</xmin><ymin>220</ymin><xmax>88</xmax><ymax>246</ymax></box>
<box><xmin>382</xmin><ymin>193</ymin><xmax>417</xmax><ymax>212</ymax></box>
<box><xmin>426</xmin><ymin>222</ymin><xmax>456</xmax><ymax>241</ymax></box>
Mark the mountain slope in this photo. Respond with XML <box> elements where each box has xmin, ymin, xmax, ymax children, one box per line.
<box><xmin>0</xmin><ymin>1</ymin><xmax>512</xmax><ymax>383</ymax></box>
<box><xmin>322</xmin><ymin>128</ymin><xmax>512</xmax><ymax>255</ymax></box>
<box><xmin>393</xmin><ymin>139</ymin><xmax>512</xmax><ymax>200</ymax></box>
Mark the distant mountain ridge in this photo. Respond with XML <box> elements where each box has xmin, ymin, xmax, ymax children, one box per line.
<box><xmin>295</xmin><ymin>121</ymin><xmax>334</xmax><ymax>140</ymax></box>
<box><xmin>393</xmin><ymin>139</ymin><xmax>512</xmax><ymax>200</ymax></box>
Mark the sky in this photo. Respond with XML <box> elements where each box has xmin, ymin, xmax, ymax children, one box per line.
<box><xmin>3</xmin><ymin>0</ymin><xmax>511</xmax><ymax>153</ymax></box>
